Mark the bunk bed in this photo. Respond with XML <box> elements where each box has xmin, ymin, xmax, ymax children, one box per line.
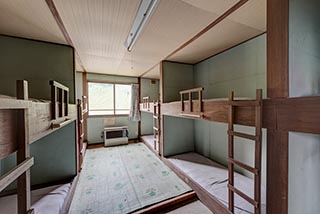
<box><xmin>161</xmin><ymin>88</ymin><xmax>265</xmax><ymax>214</ymax></box>
<box><xmin>0</xmin><ymin>80</ymin><xmax>78</xmax><ymax>213</ymax></box>
<box><xmin>140</xmin><ymin>96</ymin><xmax>161</xmax><ymax>156</ymax></box>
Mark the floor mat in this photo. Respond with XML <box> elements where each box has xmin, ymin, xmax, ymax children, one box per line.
<box><xmin>69</xmin><ymin>143</ymin><xmax>191</xmax><ymax>214</ymax></box>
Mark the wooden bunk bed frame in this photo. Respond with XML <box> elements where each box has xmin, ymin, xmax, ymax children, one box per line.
<box><xmin>159</xmin><ymin>88</ymin><xmax>264</xmax><ymax>214</ymax></box>
<box><xmin>0</xmin><ymin>81</ymin><xmax>34</xmax><ymax>214</ymax></box>
<box><xmin>77</xmin><ymin>96</ymin><xmax>88</xmax><ymax>170</ymax></box>
<box><xmin>0</xmin><ymin>80</ymin><xmax>78</xmax><ymax>207</ymax></box>
<box><xmin>139</xmin><ymin>96</ymin><xmax>161</xmax><ymax>156</ymax></box>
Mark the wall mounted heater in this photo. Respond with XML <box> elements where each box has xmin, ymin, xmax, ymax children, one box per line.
<box><xmin>104</xmin><ymin>126</ymin><xmax>128</xmax><ymax>147</ymax></box>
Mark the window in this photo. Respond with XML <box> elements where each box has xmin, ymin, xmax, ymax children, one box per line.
<box><xmin>88</xmin><ymin>82</ymin><xmax>131</xmax><ymax>116</ymax></box>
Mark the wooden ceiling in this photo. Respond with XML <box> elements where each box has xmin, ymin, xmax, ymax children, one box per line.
<box><xmin>0</xmin><ymin>0</ymin><xmax>266</xmax><ymax>79</ymax></box>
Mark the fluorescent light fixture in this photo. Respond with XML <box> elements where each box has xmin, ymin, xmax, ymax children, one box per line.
<box><xmin>125</xmin><ymin>0</ymin><xmax>159</xmax><ymax>52</ymax></box>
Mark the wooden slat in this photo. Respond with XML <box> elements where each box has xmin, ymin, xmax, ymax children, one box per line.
<box><xmin>0</xmin><ymin>109</ymin><xmax>18</xmax><ymax>159</ymax></box>
<box><xmin>49</xmin><ymin>80</ymin><xmax>69</xmax><ymax>92</ymax></box>
<box><xmin>228</xmin><ymin>184</ymin><xmax>258</xmax><ymax>208</ymax></box>
<box><xmin>228</xmin><ymin>130</ymin><xmax>257</xmax><ymax>141</ymax></box>
<box><xmin>229</xmin><ymin>100</ymin><xmax>260</xmax><ymax>106</ymax></box>
<box><xmin>134</xmin><ymin>191</ymin><xmax>197</xmax><ymax>214</ymax></box>
<box><xmin>228</xmin><ymin>158</ymin><xmax>257</xmax><ymax>175</ymax></box>
<box><xmin>16</xmin><ymin>80</ymin><xmax>29</xmax><ymax>100</ymax></box>
<box><xmin>0</xmin><ymin>158</ymin><xmax>34</xmax><ymax>192</ymax></box>
<box><xmin>179</xmin><ymin>87</ymin><xmax>204</xmax><ymax>94</ymax></box>
<box><xmin>51</xmin><ymin>118</ymin><xmax>75</xmax><ymax>129</ymax></box>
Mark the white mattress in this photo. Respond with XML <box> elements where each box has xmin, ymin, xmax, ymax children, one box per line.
<box><xmin>168</xmin><ymin>152</ymin><xmax>266</xmax><ymax>214</ymax></box>
<box><xmin>141</xmin><ymin>135</ymin><xmax>159</xmax><ymax>151</ymax></box>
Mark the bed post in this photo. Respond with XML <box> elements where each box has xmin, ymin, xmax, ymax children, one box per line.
<box><xmin>267</xmin><ymin>0</ymin><xmax>289</xmax><ymax>213</ymax></box>
<box><xmin>16</xmin><ymin>80</ymin><xmax>32</xmax><ymax>214</ymax></box>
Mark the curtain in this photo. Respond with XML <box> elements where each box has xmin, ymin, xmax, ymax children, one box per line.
<box><xmin>129</xmin><ymin>84</ymin><xmax>140</xmax><ymax>121</ymax></box>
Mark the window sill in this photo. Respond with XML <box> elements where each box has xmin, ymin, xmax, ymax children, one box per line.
<box><xmin>88</xmin><ymin>114</ymin><xmax>129</xmax><ymax>118</ymax></box>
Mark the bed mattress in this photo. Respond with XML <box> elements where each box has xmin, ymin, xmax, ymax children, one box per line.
<box><xmin>141</xmin><ymin>135</ymin><xmax>159</xmax><ymax>151</ymax></box>
<box><xmin>168</xmin><ymin>152</ymin><xmax>266</xmax><ymax>214</ymax></box>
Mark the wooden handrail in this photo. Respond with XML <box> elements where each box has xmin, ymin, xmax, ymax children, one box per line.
<box><xmin>0</xmin><ymin>158</ymin><xmax>34</xmax><ymax>192</ymax></box>
<box><xmin>179</xmin><ymin>87</ymin><xmax>204</xmax><ymax>94</ymax></box>
<box><xmin>49</xmin><ymin>80</ymin><xmax>69</xmax><ymax>92</ymax></box>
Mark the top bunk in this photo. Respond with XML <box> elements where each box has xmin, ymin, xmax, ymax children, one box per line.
<box><xmin>140</xmin><ymin>96</ymin><xmax>160</xmax><ymax>114</ymax></box>
<box><xmin>0</xmin><ymin>80</ymin><xmax>77</xmax><ymax>144</ymax></box>
<box><xmin>162</xmin><ymin>87</ymin><xmax>262</xmax><ymax>127</ymax></box>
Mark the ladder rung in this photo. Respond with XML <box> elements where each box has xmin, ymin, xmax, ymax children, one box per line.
<box><xmin>228</xmin><ymin>184</ymin><xmax>258</xmax><ymax>208</ymax></box>
<box><xmin>229</xmin><ymin>100</ymin><xmax>261</xmax><ymax>106</ymax></box>
<box><xmin>153</xmin><ymin>137</ymin><xmax>159</xmax><ymax>141</ymax></box>
<box><xmin>153</xmin><ymin>115</ymin><xmax>159</xmax><ymax>119</ymax></box>
<box><xmin>228</xmin><ymin>158</ymin><xmax>258</xmax><ymax>175</ymax></box>
<box><xmin>153</xmin><ymin>127</ymin><xmax>159</xmax><ymax>131</ymax></box>
<box><xmin>228</xmin><ymin>130</ymin><xmax>257</xmax><ymax>141</ymax></box>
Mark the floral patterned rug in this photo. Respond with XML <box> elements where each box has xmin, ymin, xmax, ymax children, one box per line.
<box><xmin>69</xmin><ymin>143</ymin><xmax>191</xmax><ymax>214</ymax></box>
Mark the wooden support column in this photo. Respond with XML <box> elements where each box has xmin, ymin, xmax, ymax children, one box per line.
<box><xmin>16</xmin><ymin>80</ymin><xmax>31</xmax><ymax>214</ymax></box>
<box><xmin>267</xmin><ymin>0</ymin><xmax>289</xmax><ymax>213</ymax></box>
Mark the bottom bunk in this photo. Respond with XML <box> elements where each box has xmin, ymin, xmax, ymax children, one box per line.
<box><xmin>164</xmin><ymin>152</ymin><xmax>266</xmax><ymax>214</ymax></box>
<box><xmin>141</xmin><ymin>134</ymin><xmax>159</xmax><ymax>155</ymax></box>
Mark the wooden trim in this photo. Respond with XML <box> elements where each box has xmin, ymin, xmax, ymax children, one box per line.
<box><xmin>45</xmin><ymin>0</ymin><xmax>86</xmax><ymax>72</ymax></box>
<box><xmin>16</xmin><ymin>80</ymin><xmax>29</xmax><ymax>100</ymax></box>
<box><xmin>62</xmin><ymin>175</ymin><xmax>79</xmax><ymax>214</ymax></box>
<box><xmin>0</xmin><ymin>158</ymin><xmax>34</xmax><ymax>192</ymax></box>
<box><xmin>134</xmin><ymin>191</ymin><xmax>197</xmax><ymax>214</ymax></box>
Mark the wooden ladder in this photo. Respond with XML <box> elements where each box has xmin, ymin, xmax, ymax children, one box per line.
<box><xmin>153</xmin><ymin>101</ymin><xmax>161</xmax><ymax>155</ymax></box>
<box><xmin>227</xmin><ymin>89</ymin><xmax>263</xmax><ymax>214</ymax></box>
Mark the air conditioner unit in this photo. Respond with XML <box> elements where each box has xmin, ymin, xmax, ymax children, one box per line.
<box><xmin>104</xmin><ymin>126</ymin><xmax>128</xmax><ymax>147</ymax></box>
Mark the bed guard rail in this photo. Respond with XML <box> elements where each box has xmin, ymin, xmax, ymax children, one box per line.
<box><xmin>180</xmin><ymin>87</ymin><xmax>204</xmax><ymax>118</ymax></box>
<box><xmin>142</xmin><ymin>96</ymin><xmax>150</xmax><ymax>110</ymax></box>
<box><xmin>50</xmin><ymin>80</ymin><xmax>69</xmax><ymax>120</ymax></box>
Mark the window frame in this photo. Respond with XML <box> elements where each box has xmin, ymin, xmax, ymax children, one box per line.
<box><xmin>87</xmin><ymin>80</ymin><xmax>132</xmax><ymax>117</ymax></box>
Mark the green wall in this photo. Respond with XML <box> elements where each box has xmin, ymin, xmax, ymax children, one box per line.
<box><xmin>0</xmin><ymin>35</ymin><xmax>75</xmax><ymax>103</ymax></box>
<box><xmin>162</xmin><ymin>61</ymin><xmax>194</xmax><ymax>102</ymax></box>
<box><xmin>140</xmin><ymin>78</ymin><xmax>159</xmax><ymax>135</ymax></box>
<box><xmin>288</xmin><ymin>0</ymin><xmax>320</xmax><ymax>213</ymax></box>
<box><xmin>163</xmin><ymin>116</ymin><xmax>194</xmax><ymax>157</ymax></box>
<box><xmin>0</xmin><ymin>35</ymin><xmax>76</xmax><ymax>187</ymax></box>
<box><xmin>194</xmin><ymin>34</ymin><xmax>266</xmax><ymax>98</ymax></box>
<box><xmin>86</xmin><ymin>73</ymin><xmax>139</xmax><ymax>144</ymax></box>
<box><xmin>76</xmin><ymin>72</ymin><xmax>83</xmax><ymax>100</ymax></box>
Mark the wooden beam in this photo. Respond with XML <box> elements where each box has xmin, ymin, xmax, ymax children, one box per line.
<box><xmin>267</xmin><ymin>131</ymin><xmax>288</xmax><ymax>214</ymax></box>
<box><xmin>267</xmin><ymin>0</ymin><xmax>289</xmax><ymax>213</ymax></box>
<box><xmin>17</xmin><ymin>109</ymin><xmax>31</xmax><ymax>214</ymax></box>
<box><xmin>0</xmin><ymin>158</ymin><xmax>34</xmax><ymax>192</ymax></box>
<box><xmin>267</xmin><ymin>0</ymin><xmax>289</xmax><ymax>98</ymax></box>
<box><xmin>138</xmin><ymin>77</ymin><xmax>141</xmax><ymax>138</ymax></box>
<box><xmin>134</xmin><ymin>191</ymin><xmax>197</xmax><ymax>214</ymax></box>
